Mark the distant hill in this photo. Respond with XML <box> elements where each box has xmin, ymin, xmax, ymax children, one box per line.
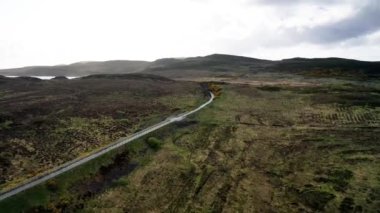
<box><xmin>149</xmin><ymin>54</ymin><xmax>272</xmax><ymax>71</ymax></box>
<box><xmin>140</xmin><ymin>54</ymin><xmax>275</xmax><ymax>78</ymax></box>
<box><xmin>0</xmin><ymin>60</ymin><xmax>150</xmax><ymax>76</ymax></box>
<box><xmin>273</xmin><ymin>57</ymin><xmax>380</xmax><ymax>78</ymax></box>
<box><xmin>0</xmin><ymin>54</ymin><xmax>379</xmax><ymax>79</ymax></box>
<box><xmin>145</xmin><ymin>54</ymin><xmax>380</xmax><ymax>79</ymax></box>
<box><xmin>80</xmin><ymin>73</ymin><xmax>173</xmax><ymax>81</ymax></box>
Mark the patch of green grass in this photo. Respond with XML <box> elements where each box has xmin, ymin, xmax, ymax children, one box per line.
<box><xmin>299</xmin><ymin>188</ymin><xmax>336</xmax><ymax>211</ymax></box>
<box><xmin>256</xmin><ymin>85</ymin><xmax>282</xmax><ymax>91</ymax></box>
<box><xmin>314</xmin><ymin>169</ymin><xmax>353</xmax><ymax>192</ymax></box>
<box><xmin>146</xmin><ymin>137</ymin><xmax>162</xmax><ymax>151</ymax></box>
<box><xmin>0</xmin><ymin>120</ymin><xmax>12</xmax><ymax>130</ymax></box>
<box><xmin>0</xmin><ymin>137</ymin><xmax>149</xmax><ymax>212</ymax></box>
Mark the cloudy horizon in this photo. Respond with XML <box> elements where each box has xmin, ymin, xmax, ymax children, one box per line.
<box><xmin>0</xmin><ymin>0</ymin><xmax>379</xmax><ymax>69</ymax></box>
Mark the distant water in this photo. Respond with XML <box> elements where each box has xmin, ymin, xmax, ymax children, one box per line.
<box><xmin>5</xmin><ymin>76</ymin><xmax>79</xmax><ymax>80</ymax></box>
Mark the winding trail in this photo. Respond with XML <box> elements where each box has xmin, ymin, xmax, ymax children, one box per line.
<box><xmin>0</xmin><ymin>92</ymin><xmax>214</xmax><ymax>201</ymax></box>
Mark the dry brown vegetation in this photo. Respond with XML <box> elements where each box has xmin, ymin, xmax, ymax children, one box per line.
<box><xmin>0</xmin><ymin>75</ymin><xmax>205</xmax><ymax>190</ymax></box>
<box><xmin>0</xmin><ymin>70</ymin><xmax>379</xmax><ymax>212</ymax></box>
<box><xmin>81</xmin><ymin>82</ymin><xmax>380</xmax><ymax>212</ymax></box>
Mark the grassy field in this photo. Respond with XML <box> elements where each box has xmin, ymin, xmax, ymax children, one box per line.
<box><xmin>80</xmin><ymin>81</ymin><xmax>379</xmax><ymax>212</ymax></box>
<box><xmin>0</xmin><ymin>134</ymin><xmax>157</xmax><ymax>212</ymax></box>
<box><xmin>0</xmin><ymin>74</ymin><xmax>379</xmax><ymax>212</ymax></box>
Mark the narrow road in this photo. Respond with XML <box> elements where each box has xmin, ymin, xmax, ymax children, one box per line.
<box><xmin>0</xmin><ymin>92</ymin><xmax>214</xmax><ymax>201</ymax></box>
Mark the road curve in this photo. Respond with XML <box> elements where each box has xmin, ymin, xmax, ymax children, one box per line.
<box><xmin>0</xmin><ymin>92</ymin><xmax>214</xmax><ymax>201</ymax></box>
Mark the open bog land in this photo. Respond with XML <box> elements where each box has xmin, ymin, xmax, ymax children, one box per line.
<box><xmin>0</xmin><ymin>74</ymin><xmax>206</xmax><ymax>198</ymax></box>
<box><xmin>78</xmin><ymin>80</ymin><xmax>380</xmax><ymax>212</ymax></box>
<box><xmin>0</xmin><ymin>55</ymin><xmax>379</xmax><ymax>212</ymax></box>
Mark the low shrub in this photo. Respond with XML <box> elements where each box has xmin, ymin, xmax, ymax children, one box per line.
<box><xmin>339</xmin><ymin>197</ymin><xmax>354</xmax><ymax>213</ymax></box>
<box><xmin>300</xmin><ymin>189</ymin><xmax>336</xmax><ymax>211</ymax></box>
<box><xmin>256</xmin><ymin>85</ymin><xmax>282</xmax><ymax>91</ymax></box>
<box><xmin>146</xmin><ymin>137</ymin><xmax>162</xmax><ymax>151</ymax></box>
<box><xmin>46</xmin><ymin>180</ymin><xmax>59</xmax><ymax>192</ymax></box>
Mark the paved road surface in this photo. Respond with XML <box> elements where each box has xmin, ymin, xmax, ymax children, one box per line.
<box><xmin>0</xmin><ymin>92</ymin><xmax>214</xmax><ymax>201</ymax></box>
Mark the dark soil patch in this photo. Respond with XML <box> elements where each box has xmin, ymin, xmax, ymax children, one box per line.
<box><xmin>74</xmin><ymin>151</ymin><xmax>137</xmax><ymax>199</ymax></box>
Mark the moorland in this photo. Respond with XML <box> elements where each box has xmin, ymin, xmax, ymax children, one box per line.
<box><xmin>0</xmin><ymin>54</ymin><xmax>379</xmax><ymax>212</ymax></box>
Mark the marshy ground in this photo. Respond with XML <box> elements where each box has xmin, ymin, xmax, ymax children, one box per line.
<box><xmin>82</xmin><ymin>80</ymin><xmax>380</xmax><ymax>212</ymax></box>
<box><xmin>0</xmin><ymin>73</ymin><xmax>379</xmax><ymax>212</ymax></box>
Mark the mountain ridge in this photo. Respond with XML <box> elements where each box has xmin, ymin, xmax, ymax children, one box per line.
<box><xmin>0</xmin><ymin>54</ymin><xmax>379</xmax><ymax>78</ymax></box>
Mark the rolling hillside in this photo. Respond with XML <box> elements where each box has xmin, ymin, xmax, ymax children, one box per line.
<box><xmin>1</xmin><ymin>54</ymin><xmax>379</xmax><ymax>79</ymax></box>
<box><xmin>0</xmin><ymin>60</ymin><xmax>150</xmax><ymax>76</ymax></box>
<box><xmin>145</xmin><ymin>54</ymin><xmax>380</xmax><ymax>79</ymax></box>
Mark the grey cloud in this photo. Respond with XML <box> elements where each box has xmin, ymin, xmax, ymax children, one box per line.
<box><xmin>223</xmin><ymin>0</ymin><xmax>380</xmax><ymax>54</ymax></box>
<box><xmin>298</xmin><ymin>0</ymin><xmax>380</xmax><ymax>43</ymax></box>
<box><xmin>251</xmin><ymin>0</ymin><xmax>343</xmax><ymax>6</ymax></box>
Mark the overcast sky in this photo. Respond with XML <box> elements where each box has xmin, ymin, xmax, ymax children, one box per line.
<box><xmin>0</xmin><ymin>0</ymin><xmax>379</xmax><ymax>68</ymax></box>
